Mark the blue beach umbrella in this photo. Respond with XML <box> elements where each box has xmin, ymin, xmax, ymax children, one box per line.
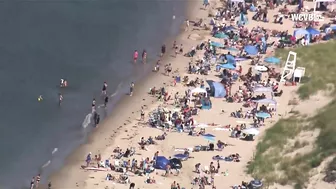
<box><xmin>226</xmin><ymin>54</ymin><xmax>235</xmax><ymax>63</ymax></box>
<box><xmin>264</xmin><ymin>57</ymin><xmax>280</xmax><ymax>64</ymax></box>
<box><xmin>244</xmin><ymin>45</ymin><xmax>258</xmax><ymax>55</ymax></box>
<box><xmin>203</xmin><ymin>133</ymin><xmax>215</xmax><ymax>137</ymax></box>
<box><xmin>214</xmin><ymin>33</ymin><xmax>228</xmax><ymax>39</ymax></box>
<box><xmin>235</xmin><ymin>57</ymin><xmax>248</xmax><ymax>61</ymax></box>
<box><xmin>203</xmin><ymin>136</ymin><xmax>216</xmax><ymax>142</ymax></box>
<box><xmin>217</xmin><ymin>63</ymin><xmax>236</xmax><ymax>70</ymax></box>
<box><xmin>210</xmin><ymin>41</ymin><xmax>224</xmax><ymax>48</ymax></box>
<box><xmin>256</xmin><ymin>112</ymin><xmax>271</xmax><ymax>119</ymax></box>
<box><xmin>174</xmin><ymin>153</ymin><xmax>189</xmax><ymax>160</ymax></box>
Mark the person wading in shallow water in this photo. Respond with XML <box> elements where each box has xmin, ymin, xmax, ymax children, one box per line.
<box><xmin>160</xmin><ymin>44</ymin><xmax>166</xmax><ymax>57</ymax></box>
<box><xmin>102</xmin><ymin>81</ymin><xmax>108</xmax><ymax>95</ymax></box>
<box><xmin>59</xmin><ymin>93</ymin><xmax>63</xmax><ymax>106</ymax></box>
<box><xmin>142</xmin><ymin>49</ymin><xmax>147</xmax><ymax>64</ymax></box>
<box><xmin>104</xmin><ymin>95</ymin><xmax>109</xmax><ymax>107</ymax></box>
<box><xmin>129</xmin><ymin>82</ymin><xmax>134</xmax><ymax>96</ymax></box>
<box><xmin>133</xmin><ymin>50</ymin><xmax>138</xmax><ymax>63</ymax></box>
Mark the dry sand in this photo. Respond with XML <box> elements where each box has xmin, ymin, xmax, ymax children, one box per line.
<box><xmin>48</xmin><ymin>1</ymin><xmax>336</xmax><ymax>189</ymax></box>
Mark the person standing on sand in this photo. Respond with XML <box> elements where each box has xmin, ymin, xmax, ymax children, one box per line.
<box><xmin>129</xmin><ymin>82</ymin><xmax>134</xmax><ymax>96</ymax></box>
<box><xmin>142</xmin><ymin>49</ymin><xmax>147</xmax><ymax>64</ymax></box>
<box><xmin>102</xmin><ymin>81</ymin><xmax>107</xmax><ymax>95</ymax></box>
<box><xmin>133</xmin><ymin>50</ymin><xmax>138</xmax><ymax>63</ymax></box>
<box><xmin>86</xmin><ymin>152</ymin><xmax>92</xmax><ymax>167</ymax></box>
<box><xmin>185</xmin><ymin>19</ymin><xmax>190</xmax><ymax>31</ymax></box>
<box><xmin>140</xmin><ymin>106</ymin><xmax>145</xmax><ymax>121</ymax></box>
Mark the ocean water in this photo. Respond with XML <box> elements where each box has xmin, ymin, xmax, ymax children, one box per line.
<box><xmin>0</xmin><ymin>0</ymin><xmax>186</xmax><ymax>188</ymax></box>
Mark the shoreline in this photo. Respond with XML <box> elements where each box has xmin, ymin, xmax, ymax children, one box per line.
<box><xmin>47</xmin><ymin>1</ymin><xmax>199</xmax><ymax>188</ymax></box>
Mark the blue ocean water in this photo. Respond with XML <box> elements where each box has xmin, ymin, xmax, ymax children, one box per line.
<box><xmin>0</xmin><ymin>0</ymin><xmax>186</xmax><ymax>188</ymax></box>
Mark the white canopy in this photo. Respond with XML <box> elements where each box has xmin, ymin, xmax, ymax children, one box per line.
<box><xmin>252</xmin><ymin>98</ymin><xmax>277</xmax><ymax>104</ymax></box>
<box><xmin>190</xmin><ymin>87</ymin><xmax>207</xmax><ymax>95</ymax></box>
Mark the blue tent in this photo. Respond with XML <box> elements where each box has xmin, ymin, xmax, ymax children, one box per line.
<box><xmin>264</xmin><ymin>57</ymin><xmax>280</xmax><ymax>64</ymax></box>
<box><xmin>154</xmin><ymin>156</ymin><xmax>170</xmax><ymax>170</ymax></box>
<box><xmin>210</xmin><ymin>41</ymin><xmax>224</xmax><ymax>48</ymax></box>
<box><xmin>212</xmin><ymin>82</ymin><xmax>226</xmax><ymax>98</ymax></box>
<box><xmin>244</xmin><ymin>45</ymin><xmax>258</xmax><ymax>55</ymax></box>
<box><xmin>214</xmin><ymin>32</ymin><xmax>228</xmax><ymax>39</ymax></box>
<box><xmin>217</xmin><ymin>63</ymin><xmax>235</xmax><ymax>70</ymax></box>
<box><xmin>294</xmin><ymin>28</ymin><xmax>309</xmax><ymax>37</ymax></box>
<box><xmin>226</xmin><ymin>54</ymin><xmax>236</xmax><ymax>65</ymax></box>
<box><xmin>306</xmin><ymin>27</ymin><xmax>320</xmax><ymax>35</ymax></box>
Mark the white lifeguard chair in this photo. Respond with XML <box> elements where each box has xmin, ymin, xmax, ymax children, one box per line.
<box><xmin>280</xmin><ymin>51</ymin><xmax>297</xmax><ymax>82</ymax></box>
<box><xmin>293</xmin><ymin>67</ymin><xmax>306</xmax><ymax>83</ymax></box>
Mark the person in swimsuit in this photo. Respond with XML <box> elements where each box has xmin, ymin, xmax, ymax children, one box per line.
<box><xmin>160</xmin><ymin>44</ymin><xmax>166</xmax><ymax>57</ymax></box>
<box><xmin>104</xmin><ymin>96</ymin><xmax>109</xmax><ymax>107</ymax></box>
<box><xmin>48</xmin><ymin>182</ymin><xmax>52</xmax><ymax>189</ymax></box>
<box><xmin>142</xmin><ymin>49</ymin><xmax>147</xmax><ymax>64</ymax></box>
<box><xmin>130</xmin><ymin>82</ymin><xmax>134</xmax><ymax>96</ymax></box>
<box><xmin>30</xmin><ymin>177</ymin><xmax>35</xmax><ymax>189</ymax></box>
<box><xmin>36</xmin><ymin>174</ymin><xmax>41</xmax><ymax>188</ymax></box>
<box><xmin>59</xmin><ymin>93</ymin><xmax>63</xmax><ymax>106</ymax></box>
<box><xmin>102</xmin><ymin>82</ymin><xmax>107</xmax><ymax>95</ymax></box>
<box><xmin>133</xmin><ymin>50</ymin><xmax>138</xmax><ymax>63</ymax></box>
<box><xmin>92</xmin><ymin>98</ymin><xmax>96</xmax><ymax>112</ymax></box>
<box><xmin>140</xmin><ymin>106</ymin><xmax>145</xmax><ymax>121</ymax></box>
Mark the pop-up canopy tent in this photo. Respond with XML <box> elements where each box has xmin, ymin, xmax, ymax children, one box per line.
<box><xmin>293</xmin><ymin>28</ymin><xmax>309</xmax><ymax>37</ymax></box>
<box><xmin>211</xmin><ymin>82</ymin><xmax>226</xmax><ymax>98</ymax></box>
<box><xmin>306</xmin><ymin>27</ymin><xmax>320</xmax><ymax>35</ymax></box>
<box><xmin>253</xmin><ymin>86</ymin><xmax>274</xmax><ymax>98</ymax></box>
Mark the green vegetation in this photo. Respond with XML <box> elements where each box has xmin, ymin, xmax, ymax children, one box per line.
<box><xmin>247</xmin><ymin>42</ymin><xmax>336</xmax><ymax>188</ymax></box>
<box><xmin>275</xmin><ymin>41</ymin><xmax>336</xmax><ymax>99</ymax></box>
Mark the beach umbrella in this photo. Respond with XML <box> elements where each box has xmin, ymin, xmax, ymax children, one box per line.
<box><xmin>256</xmin><ymin>112</ymin><xmax>271</xmax><ymax>119</ymax></box>
<box><xmin>218</xmin><ymin>63</ymin><xmax>236</xmax><ymax>70</ymax></box>
<box><xmin>242</xmin><ymin>128</ymin><xmax>260</xmax><ymax>136</ymax></box>
<box><xmin>226</xmin><ymin>54</ymin><xmax>235</xmax><ymax>63</ymax></box>
<box><xmin>214</xmin><ymin>32</ymin><xmax>228</xmax><ymax>39</ymax></box>
<box><xmin>203</xmin><ymin>133</ymin><xmax>215</xmax><ymax>137</ymax></box>
<box><xmin>244</xmin><ymin>45</ymin><xmax>258</xmax><ymax>55</ymax></box>
<box><xmin>331</xmin><ymin>26</ymin><xmax>336</xmax><ymax>30</ymax></box>
<box><xmin>203</xmin><ymin>136</ymin><xmax>216</xmax><ymax>142</ymax></box>
<box><xmin>210</xmin><ymin>41</ymin><xmax>224</xmax><ymax>48</ymax></box>
<box><xmin>249</xmin><ymin>179</ymin><xmax>263</xmax><ymax>188</ymax></box>
<box><xmin>264</xmin><ymin>57</ymin><xmax>280</xmax><ymax>64</ymax></box>
<box><xmin>235</xmin><ymin>57</ymin><xmax>248</xmax><ymax>61</ymax></box>
<box><xmin>174</xmin><ymin>153</ymin><xmax>189</xmax><ymax>161</ymax></box>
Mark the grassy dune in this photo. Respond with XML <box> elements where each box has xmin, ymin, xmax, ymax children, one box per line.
<box><xmin>247</xmin><ymin>41</ymin><xmax>336</xmax><ymax>189</ymax></box>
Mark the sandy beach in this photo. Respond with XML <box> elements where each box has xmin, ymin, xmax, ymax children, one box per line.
<box><xmin>48</xmin><ymin>0</ymin><xmax>336</xmax><ymax>189</ymax></box>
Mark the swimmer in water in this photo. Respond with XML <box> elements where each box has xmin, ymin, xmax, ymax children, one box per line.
<box><xmin>92</xmin><ymin>98</ymin><xmax>96</xmax><ymax>112</ymax></box>
<box><xmin>102</xmin><ymin>82</ymin><xmax>107</xmax><ymax>95</ymax></box>
<box><xmin>38</xmin><ymin>95</ymin><xmax>43</xmax><ymax>102</ymax></box>
<box><xmin>59</xmin><ymin>93</ymin><xmax>63</xmax><ymax>106</ymax></box>
<box><xmin>133</xmin><ymin>50</ymin><xmax>138</xmax><ymax>63</ymax></box>
<box><xmin>60</xmin><ymin>79</ymin><xmax>68</xmax><ymax>88</ymax></box>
